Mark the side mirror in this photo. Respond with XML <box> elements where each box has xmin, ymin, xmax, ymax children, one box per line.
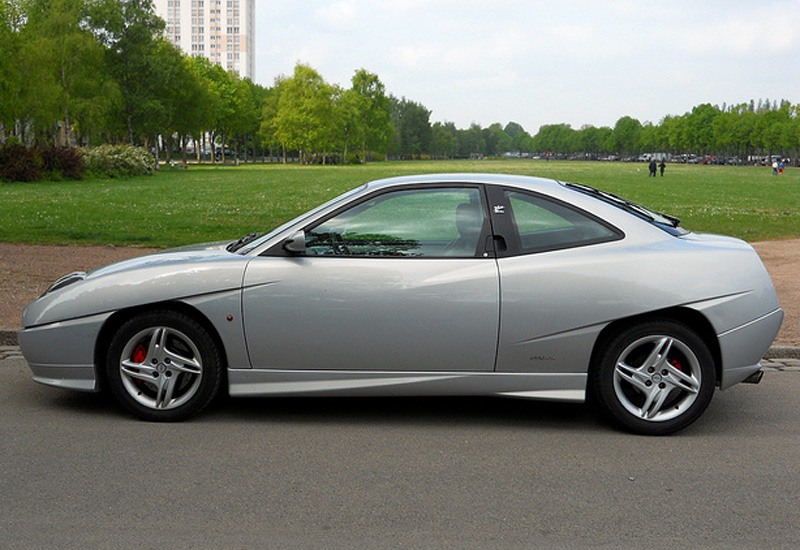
<box><xmin>283</xmin><ymin>230</ymin><xmax>306</xmax><ymax>254</ymax></box>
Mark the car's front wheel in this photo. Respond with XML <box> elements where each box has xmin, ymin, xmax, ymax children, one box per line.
<box><xmin>590</xmin><ymin>319</ymin><xmax>716</xmax><ymax>435</ymax></box>
<box><xmin>105</xmin><ymin>311</ymin><xmax>223</xmax><ymax>421</ymax></box>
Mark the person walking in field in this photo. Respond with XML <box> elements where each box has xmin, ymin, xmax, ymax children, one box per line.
<box><xmin>649</xmin><ymin>159</ymin><xmax>657</xmax><ymax>177</ymax></box>
<box><xmin>659</xmin><ymin>159</ymin><xmax>666</xmax><ymax>176</ymax></box>
<box><xmin>773</xmin><ymin>160</ymin><xmax>779</xmax><ymax>175</ymax></box>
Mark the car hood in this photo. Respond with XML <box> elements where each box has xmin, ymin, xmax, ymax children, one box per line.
<box><xmin>86</xmin><ymin>241</ymin><xmax>231</xmax><ymax>279</ymax></box>
<box><xmin>23</xmin><ymin>241</ymin><xmax>250</xmax><ymax>328</ymax></box>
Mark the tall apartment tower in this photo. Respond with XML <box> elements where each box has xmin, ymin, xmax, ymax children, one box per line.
<box><xmin>153</xmin><ymin>0</ymin><xmax>255</xmax><ymax>80</ymax></box>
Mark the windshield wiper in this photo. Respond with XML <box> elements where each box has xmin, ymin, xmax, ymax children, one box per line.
<box><xmin>226</xmin><ymin>232</ymin><xmax>261</xmax><ymax>252</ymax></box>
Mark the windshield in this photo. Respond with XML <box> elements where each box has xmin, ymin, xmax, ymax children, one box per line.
<box><xmin>564</xmin><ymin>182</ymin><xmax>688</xmax><ymax>236</ymax></box>
<box><xmin>231</xmin><ymin>184</ymin><xmax>368</xmax><ymax>254</ymax></box>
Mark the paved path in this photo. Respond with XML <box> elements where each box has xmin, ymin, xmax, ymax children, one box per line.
<box><xmin>2</xmin><ymin>351</ymin><xmax>800</xmax><ymax>549</ymax></box>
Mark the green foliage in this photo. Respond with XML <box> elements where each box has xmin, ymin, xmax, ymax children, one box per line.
<box><xmin>274</xmin><ymin>64</ymin><xmax>334</xmax><ymax>164</ymax></box>
<box><xmin>350</xmin><ymin>69</ymin><xmax>392</xmax><ymax>158</ymax></box>
<box><xmin>390</xmin><ymin>97</ymin><xmax>432</xmax><ymax>157</ymax></box>
<box><xmin>83</xmin><ymin>144</ymin><xmax>155</xmax><ymax>178</ymax></box>
<box><xmin>87</xmin><ymin>0</ymin><xmax>166</xmax><ymax>143</ymax></box>
<box><xmin>531</xmin><ymin>101</ymin><xmax>800</xmax><ymax>159</ymax></box>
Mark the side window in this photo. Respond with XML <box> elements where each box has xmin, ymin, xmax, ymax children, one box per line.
<box><xmin>506</xmin><ymin>190</ymin><xmax>620</xmax><ymax>252</ymax></box>
<box><xmin>305</xmin><ymin>187</ymin><xmax>485</xmax><ymax>258</ymax></box>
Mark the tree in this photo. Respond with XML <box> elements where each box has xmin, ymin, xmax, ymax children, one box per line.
<box><xmin>274</xmin><ymin>63</ymin><xmax>334</xmax><ymax>164</ymax></box>
<box><xmin>234</xmin><ymin>78</ymin><xmax>266</xmax><ymax>162</ymax></box>
<box><xmin>87</xmin><ymin>0</ymin><xmax>167</xmax><ymax>143</ymax></box>
<box><xmin>533</xmin><ymin>123</ymin><xmax>575</xmax><ymax>155</ymax></box>
<box><xmin>485</xmin><ymin>123</ymin><xmax>512</xmax><ymax>155</ymax></box>
<box><xmin>152</xmin><ymin>42</ymin><xmax>206</xmax><ymax>161</ymax></box>
<box><xmin>9</xmin><ymin>0</ymin><xmax>63</xmax><ymax>143</ymax></box>
<box><xmin>331</xmin><ymin>85</ymin><xmax>360</xmax><ymax>162</ymax></box>
<box><xmin>389</xmin><ymin>96</ymin><xmax>431</xmax><ymax>158</ymax></box>
<box><xmin>349</xmin><ymin>69</ymin><xmax>391</xmax><ymax>160</ymax></box>
<box><xmin>683</xmin><ymin>103</ymin><xmax>719</xmax><ymax>155</ymax></box>
<box><xmin>431</xmin><ymin>121</ymin><xmax>457</xmax><ymax>159</ymax></box>
<box><xmin>611</xmin><ymin>116</ymin><xmax>641</xmax><ymax>156</ymax></box>
<box><xmin>258</xmin><ymin>75</ymin><xmax>285</xmax><ymax>160</ymax></box>
<box><xmin>460</xmin><ymin>123</ymin><xmax>485</xmax><ymax>156</ymax></box>
<box><xmin>23</xmin><ymin>0</ymin><xmax>113</xmax><ymax>146</ymax></box>
<box><xmin>511</xmin><ymin>130</ymin><xmax>534</xmax><ymax>153</ymax></box>
<box><xmin>733</xmin><ymin>110</ymin><xmax>757</xmax><ymax>158</ymax></box>
<box><xmin>712</xmin><ymin>109</ymin><xmax>739</xmax><ymax>158</ymax></box>
<box><xmin>503</xmin><ymin>121</ymin><xmax>525</xmax><ymax>140</ymax></box>
<box><xmin>0</xmin><ymin>0</ymin><xmax>24</xmax><ymax>136</ymax></box>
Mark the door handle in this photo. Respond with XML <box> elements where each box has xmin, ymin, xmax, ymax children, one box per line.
<box><xmin>492</xmin><ymin>235</ymin><xmax>507</xmax><ymax>253</ymax></box>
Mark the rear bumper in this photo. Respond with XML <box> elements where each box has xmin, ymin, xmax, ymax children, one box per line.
<box><xmin>718</xmin><ymin>308</ymin><xmax>783</xmax><ymax>390</ymax></box>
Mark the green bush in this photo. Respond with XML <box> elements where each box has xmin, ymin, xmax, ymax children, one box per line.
<box><xmin>84</xmin><ymin>144</ymin><xmax>156</xmax><ymax>178</ymax></box>
<box><xmin>346</xmin><ymin>153</ymin><xmax>363</xmax><ymax>165</ymax></box>
<box><xmin>0</xmin><ymin>143</ymin><xmax>42</xmax><ymax>182</ymax></box>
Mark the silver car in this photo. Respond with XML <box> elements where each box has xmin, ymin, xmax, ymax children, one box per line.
<box><xmin>19</xmin><ymin>174</ymin><xmax>783</xmax><ymax>434</ymax></box>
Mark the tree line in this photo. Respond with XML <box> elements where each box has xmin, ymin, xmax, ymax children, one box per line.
<box><xmin>2</xmin><ymin>0</ymin><xmax>799</xmax><ymax>165</ymax></box>
<box><xmin>521</xmin><ymin>100</ymin><xmax>800</xmax><ymax>162</ymax></box>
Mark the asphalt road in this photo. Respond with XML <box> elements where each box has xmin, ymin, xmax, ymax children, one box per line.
<box><xmin>2</xmin><ymin>354</ymin><xmax>799</xmax><ymax>549</ymax></box>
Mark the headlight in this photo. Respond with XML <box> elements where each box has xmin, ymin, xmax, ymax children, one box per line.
<box><xmin>42</xmin><ymin>271</ymin><xmax>86</xmax><ymax>296</ymax></box>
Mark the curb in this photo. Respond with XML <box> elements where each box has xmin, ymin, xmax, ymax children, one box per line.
<box><xmin>763</xmin><ymin>346</ymin><xmax>800</xmax><ymax>359</ymax></box>
<box><xmin>0</xmin><ymin>330</ymin><xmax>17</xmax><ymax>347</ymax></box>
<box><xmin>2</xmin><ymin>328</ymin><xmax>799</xmax><ymax>359</ymax></box>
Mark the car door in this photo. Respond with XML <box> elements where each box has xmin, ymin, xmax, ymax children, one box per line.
<box><xmin>242</xmin><ymin>185</ymin><xmax>500</xmax><ymax>372</ymax></box>
<box><xmin>487</xmin><ymin>186</ymin><xmax>624</xmax><ymax>374</ymax></box>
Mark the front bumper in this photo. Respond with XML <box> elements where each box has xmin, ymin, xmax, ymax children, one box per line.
<box><xmin>18</xmin><ymin>312</ymin><xmax>111</xmax><ymax>393</ymax></box>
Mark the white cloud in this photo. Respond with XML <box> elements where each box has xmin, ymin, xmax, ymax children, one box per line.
<box><xmin>315</xmin><ymin>1</ymin><xmax>358</xmax><ymax>28</ymax></box>
<box><xmin>256</xmin><ymin>0</ymin><xmax>800</xmax><ymax>132</ymax></box>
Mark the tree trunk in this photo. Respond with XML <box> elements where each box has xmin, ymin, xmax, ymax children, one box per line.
<box><xmin>154</xmin><ymin>133</ymin><xmax>160</xmax><ymax>170</ymax></box>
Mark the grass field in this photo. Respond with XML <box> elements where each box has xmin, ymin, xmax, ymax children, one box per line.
<box><xmin>1</xmin><ymin>160</ymin><xmax>799</xmax><ymax>247</ymax></box>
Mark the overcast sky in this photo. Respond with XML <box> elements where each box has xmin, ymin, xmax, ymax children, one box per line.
<box><xmin>254</xmin><ymin>0</ymin><xmax>800</xmax><ymax>133</ymax></box>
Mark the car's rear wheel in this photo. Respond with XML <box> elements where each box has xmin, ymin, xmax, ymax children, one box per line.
<box><xmin>106</xmin><ymin>311</ymin><xmax>222</xmax><ymax>421</ymax></box>
<box><xmin>590</xmin><ymin>319</ymin><xmax>715</xmax><ymax>435</ymax></box>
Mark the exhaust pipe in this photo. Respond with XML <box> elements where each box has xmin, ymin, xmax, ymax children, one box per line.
<box><xmin>742</xmin><ymin>370</ymin><xmax>764</xmax><ymax>384</ymax></box>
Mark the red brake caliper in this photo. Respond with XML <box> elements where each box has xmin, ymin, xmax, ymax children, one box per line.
<box><xmin>130</xmin><ymin>344</ymin><xmax>148</xmax><ymax>387</ymax></box>
<box><xmin>133</xmin><ymin>344</ymin><xmax>147</xmax><ymax>364</ymax></box>
<box><xmin>671</xmin><ymin>359</ymin><xmax>683</xmax><ymax>371</ymax></box>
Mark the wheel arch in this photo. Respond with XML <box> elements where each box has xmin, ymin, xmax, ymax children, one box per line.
<box><xmin>93</xmin><ymin>301</ymin><xmax>229</xmax><ymax>392</ymax></box>
<box><xmin>590</xmin><ymin>307</ymin><xmax>722</xmax><ymax>386</ymax></box>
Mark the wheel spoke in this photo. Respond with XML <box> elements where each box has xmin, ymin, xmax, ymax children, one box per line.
<box><xmin>147</xmin><ymin>327</ymin><xmax>168</xmax><ymax>363</ymax></box>
<box><xmin>665</xmin><ymin>363</ymin><xmax>700</xmax><ymax>393</ymax></box>
<box><xmin>640</xmin><ymin>385</ymin><xmax>672</xmax><ymax>419</ymax></box>
<box><xmin>154</xmin><ymin>373</ymin><xmax>179</xmax><ymax>409</ymax></box>
<box><xmin>120</xmin><ymin>360</ymin><xmax>157</xmax><ymax>382</ymax></box>
<box><xmin>163</xmin><ymin>347</ymin><xmax>202</xmax><ymax>375</ymax></box>
<box><xmin>615</xmin><ymin>360</ymin><xmax>650</xmax><ymax>393</ymax></box>
<box><xmin>641</xmin><ymin>337</ymin><xmax>672</xmax><ymax>371</ymax></box>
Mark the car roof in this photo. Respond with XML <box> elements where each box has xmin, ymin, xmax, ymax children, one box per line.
<box><xmin>364</xmin><ymin>173</ymin><xmax>564</xmax><ymax>193</ymax></box>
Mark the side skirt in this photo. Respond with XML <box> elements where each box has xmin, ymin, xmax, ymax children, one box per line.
<box><xmin>228</xmin><ymin>369</ymin><xmax>586</xmax><ymax>402</ymax></box>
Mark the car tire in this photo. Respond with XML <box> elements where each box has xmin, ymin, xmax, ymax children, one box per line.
<box><xmin>106</xmin><ymin>310</ymin><xmax>223</xmax><ymax>421</ymax></box>
<box><xmin>590</xmin><ymin>319</ymin><xmax>716</xmax><ymax>435</ymax></box>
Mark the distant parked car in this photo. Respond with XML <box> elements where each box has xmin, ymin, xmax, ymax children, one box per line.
<box><xmin>20</xmin><ymin>174</ymin><xmax>782</xmax><ymax>434</ymax></box>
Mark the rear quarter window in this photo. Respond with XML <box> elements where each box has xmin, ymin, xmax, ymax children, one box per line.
<box><xmin>506</xmin><ymin>190</ymin><xmax>622</xmax><ymax>253</ymax></box>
